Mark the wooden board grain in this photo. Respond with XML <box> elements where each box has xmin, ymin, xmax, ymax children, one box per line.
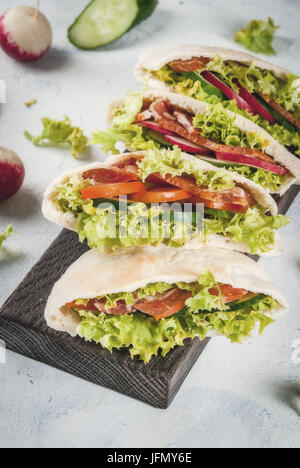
<box><xmin>0</xmin><ymin>185</ymin><xmax>298</xmax><ymax>408</ymax></box>
<box><xmin>0</xmin><ymin>229</ymin><xmax>210</xmax><ymax>409</ymax></box>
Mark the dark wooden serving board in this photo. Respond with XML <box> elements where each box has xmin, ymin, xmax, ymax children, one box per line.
<box><xmin>0</xmin><ymin>186</ymin><xmax>298</xmax><ymax>409</ymax></box>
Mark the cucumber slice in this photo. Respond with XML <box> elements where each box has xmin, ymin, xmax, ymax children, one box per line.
<box><xmin>184</xmin><ymin>72</ymin><xmax>226</xmax><ymax>100</ymax></box>
<box><xmin>204</xmin><ymin>208</ymin><xmax>235</xmax><ymax>220</ymax></box>
<box><xmin>68</xmin><ymin>0</ymin><xmax>139</xmax><ymax>49</ymax></box>
<box><xmin>227</xmin><ymin>294</ymin><xmax>266</xmax><ymax>312</ymax></box>
<box><xmin>133</xmin><ymin>0</ymin><xmax>158</xmax><ymax>27</ymax></box>
<box><xmin>198</xmin><ymin>155</ymin><xmax>251</xmax><ymax>169</ymax></box>
<box><xmin>254</xmin><ymin>94</ymin><xmax>297</xmax><ymax>132</ymax></box>
<box><xmin>146</xmin><ymin>129</ymin><xmax>172</xmax><ymax>147</ymax></box>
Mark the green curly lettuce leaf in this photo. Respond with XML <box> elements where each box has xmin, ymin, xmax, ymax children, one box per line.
<box><xmin>137</xmin><ymin>147</ymin><xmax>234</xmax><ymax>191</ymax></box>
<box><xmin>184</xmin><ymin>271</ymin><xmax>226</xmax><ymax>312</ymax></box>
<box><xmin>204</xmin><ymin>205</ymin><xmax>290</xmax><ymax>254</ymax></box>
<box><xmin>74</xmin><ymin>283</ymin><xmax>174</xmax><ymax>309</ymax></box>
<box><xmin>55</xmin><ymin>174</ymin><xmax>200</xmax><ymax>251</ymax></box>
<box><xmin>111</xmin><ymin>91</ymin><xmax>144</xmax><ymax>128</ymax></box>
<box><xmin>90</xmin><ymin>91</ymin><xmax>162</xmax><ymax>154</ymax></box>
<box><xmin>76</xmin><ymin>289</ymin><xmax>278</xmax><ymax>363</ymax></box>
<box><xmin>234</xmin><ymin>17</ymin><xmax>279</xmax><ymax>55</ymax></box>
<box><xmin>91</xmin><ymin>81</ymin><xmax>300</xmax><ymax>165</ymax></box>
<box><xmin>77</xmin><ymin>201</ymin><xmax>198</xmax><ymax>251</ymax></box>
<box><xmin>55</xmin><ymin>174</ymin><xmax>93</xmax><ymax>214</ymax></box>
<box><xmin>0</xmin><ymin>225</ymin><xmax>14</xmax><ymax>248</ymax></box>
<box><xmin>54</xmin><ymin>156</ymin><xmax>289</xmax><ymax>254</ymax></box>
<box><xmin>74</xmin><ymin>272</ymin><xmax>224</xmax><ymax>312</ymax></box>
<box><xmin>206</xmin><ymin>56</ymin><xmax>300</xmax><ymax>117</ymax></box>
<box><xmin>90</xmin><ymin>124</ymin><xmax>159</xmax><ymax>154</ymax></box>
<box><xmin>193</xmin><ymin>103</ymin><xmax>270</xmax><ymax>150</ymax></box>
<box><xmin>25</xmin><ymin>117</ymin><xmax>88</xmax><ymax>158</ymax></box>
<box><xmin>226</xmin><ymin>165</ymin><xmax>290</xmax><ymax>192</ymax></box>
<box><xmin>222</xmin><ymin>99</ymin><xmax>300</xmax><ymax>156</ymax></box>
<box><xmin>150</xmin><ymin>61</ymin><xmax>300</xmax><ymax>155</ymax></box>
<box><xmin>152</xmin><ymin>66</ymin><xmax>222</xmax><ymax>104</ymax></box>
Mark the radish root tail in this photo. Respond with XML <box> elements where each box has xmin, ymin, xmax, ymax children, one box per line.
<box><xmin>35</xmin><ymin>0</ymin><xmax>40</xmax><ymax>20</ymax></box>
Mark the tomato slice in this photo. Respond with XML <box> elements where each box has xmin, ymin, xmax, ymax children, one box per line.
<box><xmin>209</xmin><ymin>284</ymin><xmax>249</xmax><ymax>303</ymax></box>
<box><xmin>136</xmin><ymin>288</ymin><xmax>192</xmax><ymax>321</ymax></box>
<box><xmin>195</xmin><ymin>196</ymin><xmax>248</xmax><ymax>214</ymax></box>
<box><xmin>81</xmin><ymin>181</ymin><xmax>146</xmax><ymax>200</ymax></box>
<box><xmin>83</xmin><ymin>167</ymin><xmax>138</xmax><ymax>184</ymax></box>
<box><xmin>129</xmin><ymin>187</ymin><xmax>193</xmax><ymax>203</ymax></box>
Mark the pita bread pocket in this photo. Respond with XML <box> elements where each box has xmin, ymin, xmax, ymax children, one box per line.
<box><xmin>45</xmin><ymin>245</ymin><xmax>288</xmax><ymax>363</ymax></box>
<box><xmin>133</xmin><ymin>45</ymin><xmax>300</xmax><ymax>184</ymax></box>
<box><xmin>42</xmin><ymin>149</ymin><xmax>289</xmax><ymax>256</ymax></box>
<box><xmin>101</xmin><ymin>87</ymin><xmax>300</xmax><ymax>194</ymax></box>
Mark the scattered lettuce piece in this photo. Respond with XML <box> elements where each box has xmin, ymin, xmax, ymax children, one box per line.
<box><xmin>25</xmin><ymin>99</ymin><xmax>37</xmax><ymax>108</ymax></box>
<box><xmin>234</xmin><ymin>18</ymin><xmax>279</xmax><ymax>56</ymax></box>
<box><xmin>0</xmin><ymin>225</ymin><xmax>14</xmax><ymax>248</ymax></box>
<box><xmin>25</xmin><ymin>117</ymin><xmax>88</xmax><ymax>158</ymax></box>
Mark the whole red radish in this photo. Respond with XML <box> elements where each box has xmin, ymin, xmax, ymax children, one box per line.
<box><xmin>0</xmin><ymin>5</ymin><xmax>52</xmax><ymax>62</ymax></box>
<box><xmin>0</xmin><ymin>147</ymin><xmax>25</xmax><ymax>200</ymax></box>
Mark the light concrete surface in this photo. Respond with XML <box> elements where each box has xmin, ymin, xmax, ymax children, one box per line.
<box><xmin>0</xmin><ymin>0</ymin><xmax>299</xmax><ymax>449</ymax></box>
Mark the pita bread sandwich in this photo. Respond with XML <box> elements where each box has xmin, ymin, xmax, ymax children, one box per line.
<box><xmin>45</xmin><ymin>245</ymin><xmax>288</xmax><ymax>363</ymax></box>
<box><xmin>92</xmin><ymin>88</ymin><xmax>300</xmax><ymax>196</ymax></box>
<box><xmin>135</xmin><ymin>44</ymin><xmax>300</xmax><ymax>174</ymax></box>
<box><xmin>42</xmin><ymin>148</ymin><xmax>289</xmax><ymax>256</ymax></box>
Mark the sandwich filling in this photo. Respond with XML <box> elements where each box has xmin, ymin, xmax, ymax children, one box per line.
<box><xmin>148</xmin><ymin>54</ymin><xmax>300</xmax><ymax>156</ymax></box>
<box><xmin>64</xmin><ymin>272</ymin><xmax>280</xmax><ymax>363</ymax></box>
<box><xmin>92</xmin><ymin>91</ymin><xmax>293</xmax><ymax>193</ymax></box>
<box><xmin>54</xmin><ymin>148</ymin><xmax>289</xmax><ymax>253</ymax></box>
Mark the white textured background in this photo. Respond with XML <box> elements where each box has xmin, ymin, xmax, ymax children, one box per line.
<box><xmin>0</xmin><ymin>0</ymin><xmax>299</xmax><ymax>449</ymax></box>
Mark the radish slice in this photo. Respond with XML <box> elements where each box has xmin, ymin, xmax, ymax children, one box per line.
<box><xmin>138</xmin><ymin>121</ymin><xmax>176</xmax><ymax>136</ymax></box>
<box><xmin>215</xmin><ymin>152</ymin><xmax>288</xmax><ymax>176</ymax></box>
<box><xmin>235</xmin><ymin>82</ymin><xmax>276</xmax><ymax>124</ymax></box>
<box><xmin>165</xmin><ymin>134</ymin><xmax>212</xmax><ymax>154</ymax></box>
<box><xmin>202</xmin><ymin>71</ymin><xmax>254</xmax><ymax>114</ymax></box>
